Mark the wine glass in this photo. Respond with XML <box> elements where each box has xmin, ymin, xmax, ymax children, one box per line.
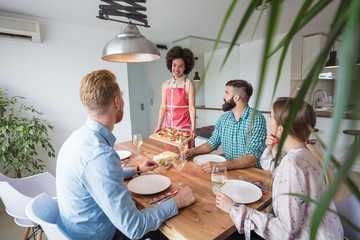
<box><xmin>172</xmin><ymin>152</ymin><xmax>187</xmax><ymax>188</ymax></box>
<box><xmin>211</xmin><ymin>164</ymin><xmax>228</xmax><ymax>210</ymax></box>
<box><xmin>177</xmin><ymin>139</ymin><xmax>188</xmax><ymax>161</ymax></box>
<box><xmin>133</xmin><ymin>133</ymin><xmax>143</xmax><ymax>159</ymax></box>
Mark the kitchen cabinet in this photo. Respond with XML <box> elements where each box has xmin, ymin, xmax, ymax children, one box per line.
<box><xmin>302</xmin><ymin>34</ymin><xmax>327</xmax><ymax>77</ymax></box>
<box><xmin>301</xmin><ymin>33</ymin><xmax>340</xmax><ymax>79</ymax></box>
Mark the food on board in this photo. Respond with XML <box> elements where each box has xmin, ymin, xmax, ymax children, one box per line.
<box><xmin>156</xmin><ymin>127</ymin><xmax>190</xmax><ymax>142</ymax></box>
<box><xmin>153</xmin><ymin>151</ymin><xmax>178</xmax><ymax>167</ymax></box>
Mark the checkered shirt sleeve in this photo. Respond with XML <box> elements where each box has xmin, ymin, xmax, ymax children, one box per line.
<box><xmin>208</xmin><ymin>107</ymin><xmax>267</xmax><ymax>169</ymax></box>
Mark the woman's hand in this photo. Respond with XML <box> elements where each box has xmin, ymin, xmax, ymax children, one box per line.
<box><xmin>190</xmin><ymin>129</ymin><xmax>197</xmax><ymax>139</ymax></box>
<box><xmin>266</xmin><ymin>134</ymin><xmax>279</xmax><ymax>158</ymax></box>
<box><xmin>154</xmin><ymin>127</ymin><xmax>161</xmax><ymax>133</ymax></box>
<box><xmin>215</xmin><ymin>191</ymin><xmax>235</xmax><ymax>213</ymax></box>
<box><xmin>139</xmin><ymin>159</ymin><xmax>158</xmax><ymax>173</ymax></box>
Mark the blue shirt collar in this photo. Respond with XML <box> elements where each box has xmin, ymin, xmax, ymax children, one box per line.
<box><xmin>85</xmin><ymin>118</ymin><xmax>116</xmax><ymax>147</ymax></box>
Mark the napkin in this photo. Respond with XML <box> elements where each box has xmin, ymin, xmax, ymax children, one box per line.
<box><xmin>146</xmin><ymin>189</ymin><xmax>179</xmax><ymax>204</ymax></box>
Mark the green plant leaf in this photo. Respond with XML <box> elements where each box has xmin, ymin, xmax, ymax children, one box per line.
<box><xmin>310</xmin><ymin>1</ymin><xmax>360</xmax><ymax>238</ymax></box>
<box><xmin>268</xmin><ymin>0</ymin><xmax>332</xmax><ymax>58</ymax></box>
<box><xmin>287</xmin><ymin>193</ymin><xmax>360</xmax><ymax>233</ymax></box>
<box><xmin>213</xmin><ymin>0</ymin><xmax>360</xmax><ymax>238</ymax></box>
<box><xmin>220</xmin><ymin>0</ymin><xmax>259</xmax><ymax>71</ymax></box>
<box><xmin>198</xmin><ymin>0</ymin><xmax>239</xmax><ymax>90</ymax></box>
<box><xmin>271</xmin><ymin>0</ymin><xmax>313</xmax><ymax>101</ymax></box>
<box><xmin>254</xmin><ymin>0</ymin><xmax>282</xmax><ymax>110</ymax></box>
<box><xmin>0</xmin><ymin>88</ymin><xmax>56</xmax><ymax>177</ymax></box>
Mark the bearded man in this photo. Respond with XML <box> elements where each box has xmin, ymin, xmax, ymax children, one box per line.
<box><xmin>184</xmin><ymin>80</ymin><xmax>267</xmax><ymax>173</ymax></box>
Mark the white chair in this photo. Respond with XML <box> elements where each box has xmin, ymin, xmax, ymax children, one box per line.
<box><xmin>0</xmin><ymin>172</ymin><xmax>56</xmax><ymax>240</ymax></box>
<box><xmin>26</xmin><ymin>193</ymin><xmax>69</xmax><ymax>240</ymax></box>
<box><xmin>335</xmin><ymin>193</ymin><xmax>360</xmax><ymax>240</ymax></box>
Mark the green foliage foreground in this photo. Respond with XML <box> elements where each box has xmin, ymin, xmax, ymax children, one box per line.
<box><xmin>203</xmin><ymin>0</ymin><xmax>360</xmax><ymax>239</ymax></box>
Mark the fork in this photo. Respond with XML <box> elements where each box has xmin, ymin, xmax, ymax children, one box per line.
<box><xmin>239</xmin><ymin>176</ymin><xmax>268</xmax><ymax>194</ymax></box>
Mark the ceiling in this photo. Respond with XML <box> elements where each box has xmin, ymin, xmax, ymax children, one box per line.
<box><xmin>0</xmin><ymin>0</ymin><xmax>340</xmax><ymax>46</ymax></box>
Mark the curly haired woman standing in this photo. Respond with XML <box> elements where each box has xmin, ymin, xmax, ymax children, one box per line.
<box><xmin>155</xmin><ymin>46</ymin><xmax>197</xmax><ymax>146</ymax></box>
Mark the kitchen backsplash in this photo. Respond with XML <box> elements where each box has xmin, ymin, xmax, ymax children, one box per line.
<box><xmin>290</xmin><ymin>79</ymin><xmax>335</xmax><ymax>105</ymax></box>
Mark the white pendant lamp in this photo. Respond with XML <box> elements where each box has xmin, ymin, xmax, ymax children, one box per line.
<box><xmin>102</xmin><ymin>23</ymin><xmax>160</xmax><ymax>63</ymax></box>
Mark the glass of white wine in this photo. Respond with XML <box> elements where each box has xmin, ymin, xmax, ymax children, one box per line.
<box><xmin>177</xmin><ymin>139</ymin><xmax>188</xmax><ymax>161</ymax></box>
<box><xmin>211</xmin><ymin>164</ymin><xmax>228</xmax><ymax>210</ymax></box>
<box><xmin>133</xmin><ymin>133</ymin><xmax>143</xmax><ymax>159</ymax></box>
<box><xmin>172</xmin><ymin>153</ymin><xmax>186</xmax><ymax>188</ymax></box>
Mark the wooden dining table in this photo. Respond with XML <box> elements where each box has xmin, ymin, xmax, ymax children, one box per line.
<box><xmin>115</xmin><ymin>138</ymin><xmax>273</xmax><ymax>240</ymax></box>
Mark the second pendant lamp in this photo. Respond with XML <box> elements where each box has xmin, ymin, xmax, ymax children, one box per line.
<box><xmin>193</xmin><ymin>57</ymin><xmax>201</xmax><ymax>81</ymax></box>
<box><xmin>325</xmin><ymin>50</ymin><xmax>339</xmax><ymax>69</ymax></box>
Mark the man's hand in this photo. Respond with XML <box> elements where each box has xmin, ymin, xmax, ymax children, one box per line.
<box><xmin>201</xmin><ymin>161</ymin><xmax>217</xmax><ymax>173</ymax></box>
<box><xmin>154</xmin><ymin>127</ymin><xmax>161</xmax><ymax>133</ymax></box>
<box><xmin>139</xmin><ymin>159</ymin><xmax>158</xmax><ymax>173</ymax></box>
<box><xmin>172</xmin><ymin>186</ymin><xmax>195</xmax><ymax>209</ymax></box>
<box><xmin>184</xmin><ymin>148</ymin><xmax>193</xmax><ymax>158</ymax></box>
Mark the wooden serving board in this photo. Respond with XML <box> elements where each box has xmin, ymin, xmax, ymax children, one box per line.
<box><xmin>149</xmin><ymin>133</ymin><xmax>190</xmax><ymax>146</ymax></box>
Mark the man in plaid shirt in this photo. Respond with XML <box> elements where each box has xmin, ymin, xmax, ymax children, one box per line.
<box><xmin>185</xmin><ymin>80</ymin><xmax>267</xmax><ymax>173</ymax></box>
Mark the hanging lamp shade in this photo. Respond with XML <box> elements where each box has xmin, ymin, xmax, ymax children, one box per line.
<box><xmin>102</xmin><ymin>24</ymin><xmax>160</xmax><ymax>63</ymax></box>
<box><xmin>193</xmin><ymin>57</ymin><xmax>201</xmax><ymax>81</ymax></box>
<box><xmin>324</xmin><ymin>51</ymin><xmax>339</xmax><ymax>68</ymax></box>
<box><xmin>193</xmin><ymin>72</ymin><xmax>200</xmax><ymax>81</ymax></box>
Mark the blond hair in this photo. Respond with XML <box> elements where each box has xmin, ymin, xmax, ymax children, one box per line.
<box><xmin>79</xmin><ymin>70</ymin><xmax>119</xmax><ymax>115</ymax></box>
<box><xmin>273</xmin><ymin>97</ymin><xmax>332</xmax><ymax>185</ymax></box>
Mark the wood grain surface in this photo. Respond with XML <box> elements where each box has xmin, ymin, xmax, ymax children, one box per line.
<box><xmin>115</xmin><ymin>138</ymin><xmax>273</xmax><ymax>240</ymax></box>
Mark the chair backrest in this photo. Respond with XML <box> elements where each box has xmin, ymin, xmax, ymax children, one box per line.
<box><xmin>26</xmin><ymin>193</ymin><xmax>69</xmax><ymax>240</ymax></box>
<box><xmin>0</xmin><ymin>172</ymin><xmax>57</xmax><ymax>198</ymax></box>
<box><xmin>0</xmin><ymin>172</ymin><xmax>57</xmax><ymax>224</ymax></box>
<box><xmin>0</xmin><ymin>172</ymin><xmax>33</xmax><ymax>220</ymax></box>
<box><xmin>335</xmin><ymin>193</ymin><xmax>360</xmax><ymax>240</ymax></box>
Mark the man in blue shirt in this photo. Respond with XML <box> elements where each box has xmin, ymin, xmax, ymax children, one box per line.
<box><xmin>185</xmin><ymin>80</ymin><xmax>267</xmax><ymax>173</ymax></box>
<box><xmin>56</xmin><ymin>69</ymin><xmax>195</xmax><ymax>240</ymax></box>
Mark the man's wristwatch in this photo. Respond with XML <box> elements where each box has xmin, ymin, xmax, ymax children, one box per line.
<box><xmin>136</xmin><ymin>166</ymin><xmax>141</xmax><ymax>176</ymax></box>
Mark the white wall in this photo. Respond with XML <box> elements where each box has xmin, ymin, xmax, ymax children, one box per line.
<box><xmin>147</xmin><ymin>49</ymin><xmax>169</xmax><ymax>132</ymax></box>
<box><xmin>204</xmin><ymin>46</ymin><xmax>240</xmax><ymax>126</ymax></box>
<box><xmin>0</xmin><ymin>13</ymin><xmax>132</xmax><ymax>176</ymax></box>
<box><xmin>200</xmin><ymin>34</ymin><xmax>291</xmax><ymax>126</ymax></box>
<box><xmin>239</xmin><ymin>33</ymin><xmax>291</xmax><ymax>111</ymax></box>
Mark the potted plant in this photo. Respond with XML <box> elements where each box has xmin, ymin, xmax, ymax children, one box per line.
<box><xmin>204</xmin><ymin>0</ymin><xmax>360</xmax><ymax>238</ymax></box>
<box><xmin>0</xmin><ymin>88</ymin><xmax>55</xmax><ymax>178</ymax></box>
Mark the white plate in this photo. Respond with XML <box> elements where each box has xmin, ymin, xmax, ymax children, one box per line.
<box><xmin>116</xmin><ymin>150</ymin><xmax>131</xmax><ymax>160</ymax></box>
<box><xmin>193</xmin><ymin>154</ymin><xmax>226</xmax><ymax>165</ymax></box>
<box><xmin>127</xmin><ymin>174</ymin><xmax>171</xmax><ymax>195</ymax></box>
<box><xmin>213</xmin><ymin>180</ymin><xmax>262</xmax><ymax>204</ymax></box>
